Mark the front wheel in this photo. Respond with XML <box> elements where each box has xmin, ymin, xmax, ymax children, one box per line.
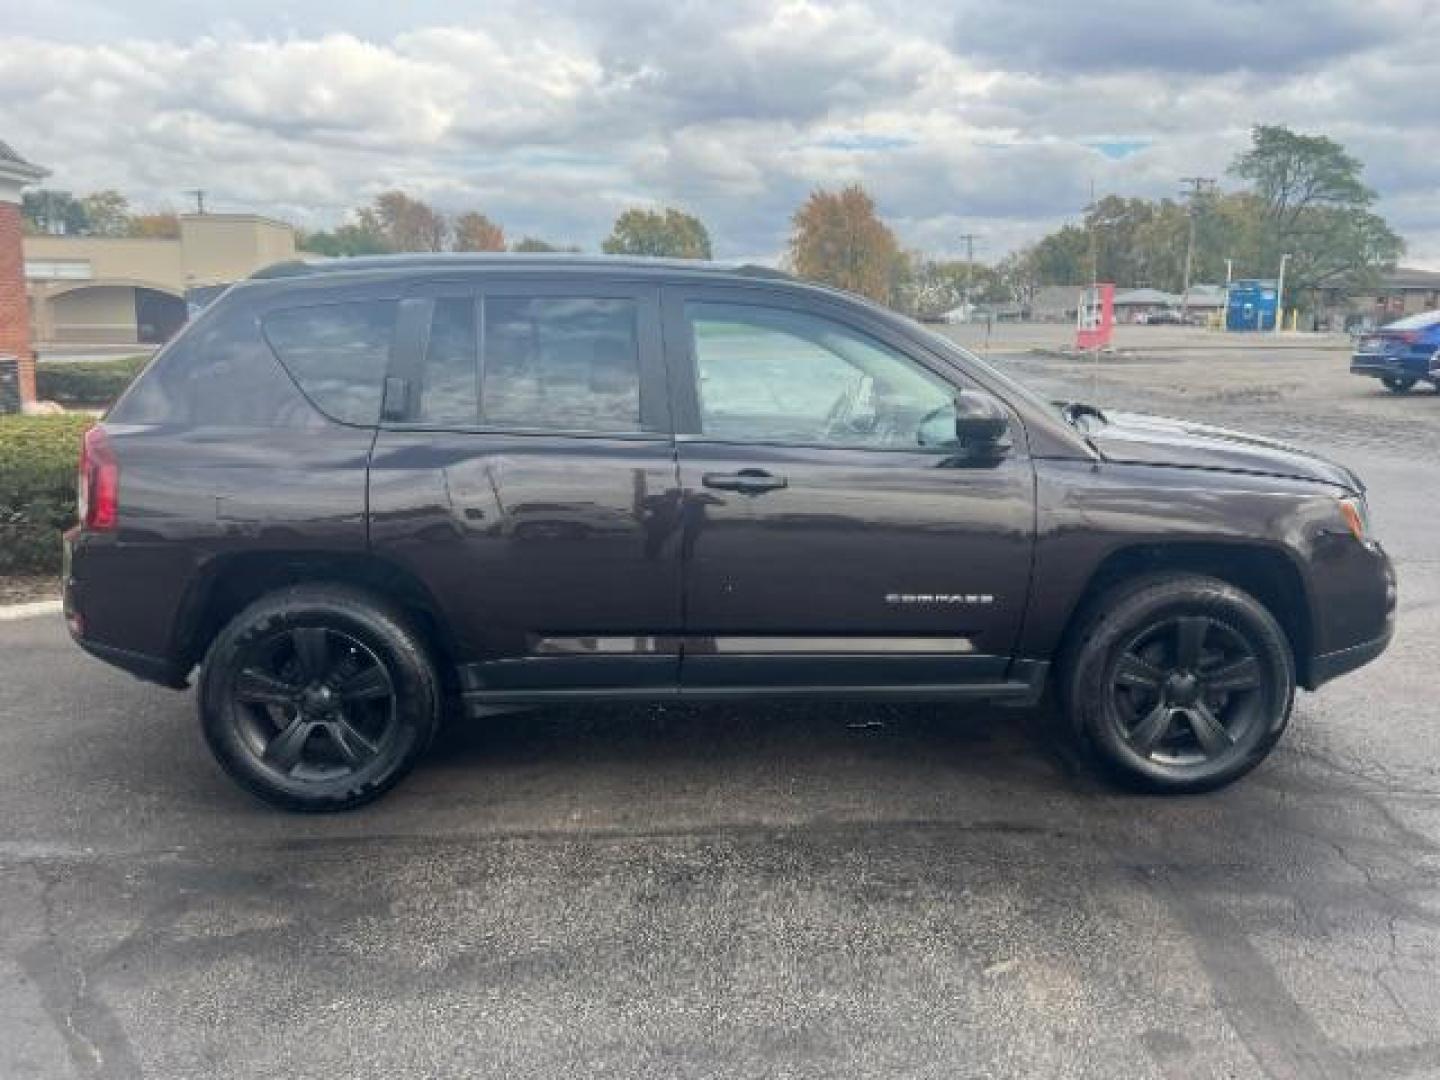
<box><xmin>1381</xmin><ymin>376</ymin><xmax>1417</xmax><ymax>394</ymax></box>
<box><xmin>1061</xmin><ymin>574</ymin><xmax>1295</xmax><ymax>793</ymax></box>
<box><xmin>200</xmin><ymin>585</ymin><xmax>440</xmax><ymax>811</ymax></box>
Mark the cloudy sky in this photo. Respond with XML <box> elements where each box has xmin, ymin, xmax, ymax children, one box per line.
<box><xmin>1</xmin><ymin>0</ymin><xmax>1437</xmax><ymax>266</ymax></box>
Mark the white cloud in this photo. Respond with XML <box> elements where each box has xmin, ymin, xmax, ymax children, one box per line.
<box><xmin>0</xmin><ymin>0</ymin><xmax>1435</xmax><ymax>266</ymax></box>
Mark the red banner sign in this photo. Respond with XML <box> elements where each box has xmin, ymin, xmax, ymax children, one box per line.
<box><xmin>1075</xmin><ymin>284</ymin><xmax>1115</xmax><ymax>350</ymax></box>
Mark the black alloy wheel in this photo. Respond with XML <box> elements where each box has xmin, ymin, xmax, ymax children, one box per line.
<box><xmin>1381</xmin><ymin>376</ymin><xmax>1417</xmax><ymax>394</ymax></box>
<box><xmin>231</xmin><ymin>626</ymin><xmax>397</xmax><ymax>782</ymax></box>
<box><xmin>201</xmin><ymin>585</ymin><xmax>439</xmax><ymax>811</ymax></box>
<box><xmin>1109</xmin><ymin>616</ymin><xmax>1263</xmax><ymax>766</ymax></box>
<box><xmin>1062</xmin><ymin>574</ymin><xmax>1295</xmax><ymax>792</ymax></box>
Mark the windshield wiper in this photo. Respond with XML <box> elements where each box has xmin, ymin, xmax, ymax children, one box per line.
<box><xmin>1059</xmin><ymin>401</ymin><xmax>1108</xmax><ymax>429</ymax></box>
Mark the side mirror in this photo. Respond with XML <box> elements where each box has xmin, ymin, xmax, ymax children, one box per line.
<box><xmin>953</xmin><ymin>390</ymin><xmax>1010</xmax><ymax>450</ymax></box>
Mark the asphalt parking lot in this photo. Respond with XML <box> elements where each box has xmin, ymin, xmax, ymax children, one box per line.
<box><xmin>3</xmin><ymin>327</ymin><xmax>1438</xmax><ymax>1079</ymax></box>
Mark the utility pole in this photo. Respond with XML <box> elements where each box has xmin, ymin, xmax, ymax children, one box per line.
<box><xmin>1274</xmin><ymin>253</ymin><xmax>1291</xmax><ymax>335</ymax></box>
<box><xmin>184</xmin><ymin>189</ymin><xmax>207</xmax><ymax>215</ymax></box>
<box><xmin>1178</xmin><ymin>177</ymin><xmax>1216</xmax><ymax>319</ymax></box>
<box><xmin>956</xmin><ymin>232</ymin><xmax>979</xmax><ymax>313</ymax></box>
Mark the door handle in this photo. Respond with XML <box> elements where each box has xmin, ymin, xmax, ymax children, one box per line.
<box><xmin>701</xmin><ymin>469</ymin><xmax>788</xmax><ymax>494</ymax></box>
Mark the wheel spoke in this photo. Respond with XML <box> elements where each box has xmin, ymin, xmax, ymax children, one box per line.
<box><xmin>1175</xmin><ymin>617</ymin><xmax>1209</xmax><ymax>669</ymax></box>
<box><xmin>1182</xmin><ymin>703</ymin><xmax>1234</xmax><ymax>757</ymax></box>
<box><xmin>1128</xmin><ymin>703</ymin><xmax>1173</xmax><ymax>756</ymax></box>
<box><xmin>328</xmin><ymin>719</ymin><xmax>378</xmax><ymax>768</ymax></box>
<box><xmin>1115</xmin><ymin>653</ymin><xmax>1166</xmax><ymax>692</ymax></box>
<box><xmin>336</xmin><ymin>665</ymin><xmax>390</xmax><ymax>703</ymax></box>
<box><xmin>1204</xmin><ymin>656</ymin><xmax>1261</xmax><ymax>693</ymax></box>
<box><xmin>291</xmin><ymin>628</ymin><xmax>331</xmax><ymax>683</ymax></box>
<box><xmin>234</xmin><ymin>668</ymin><xmax>301</xmax><ymax>707</ymax></box>
<box><xmin>264</xmin><ymin>718</ymin><xmax>316</xmax><ymax>772</ymax></box>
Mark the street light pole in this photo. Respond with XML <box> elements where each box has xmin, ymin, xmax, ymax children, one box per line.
<box><xmin>1274</xmin><ymin>253</ymin><xmax>1291</xmax><ymax>335</ymax></box>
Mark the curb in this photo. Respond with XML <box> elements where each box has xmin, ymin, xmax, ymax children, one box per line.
<box><xmin>0</xmin><ymin>599</ymin><xmax>63</xmax><ymax>622</ymax></box>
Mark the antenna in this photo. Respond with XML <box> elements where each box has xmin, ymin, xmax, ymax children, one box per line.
<box><xmin>184</xmin><ymin>189</ymin><xmax>207</xmax><ymax>215</ymax></box>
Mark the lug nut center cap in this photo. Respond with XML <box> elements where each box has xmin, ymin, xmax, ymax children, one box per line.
<box><xmin>1165</xmin><ymin>672</ymin><xmax>1200</xmax><ymax>706</ymax></box>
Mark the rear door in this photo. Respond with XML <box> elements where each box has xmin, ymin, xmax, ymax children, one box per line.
<box><xmin>369</xmin><ymin>275</ymin><xmax>683</xmax><ymax>693</ymax></box>
<box><xmin>663</xmin><ymin>285</ymin><xmax>1036</xmax><ymax>690</ymax></box>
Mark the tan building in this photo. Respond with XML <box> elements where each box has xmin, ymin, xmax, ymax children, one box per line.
<box><xmin>25</xmin><ymin>213</ymin><xmax>296</xmax><ymax>346</ymax></box>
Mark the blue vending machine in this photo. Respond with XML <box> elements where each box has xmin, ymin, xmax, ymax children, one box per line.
<box><xmin>1226</xmin><ymin>279</ymin><xmax>1279</xmax><ymax>331</ymax></box>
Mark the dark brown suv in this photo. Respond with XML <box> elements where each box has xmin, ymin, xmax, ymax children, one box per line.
<box><xmin>64</xmin><ymin>255</ymin><xmax>1396</xmax><ymax>810</ymax></box>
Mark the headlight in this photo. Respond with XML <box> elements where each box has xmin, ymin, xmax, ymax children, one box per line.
<box><xmin>1338</xmin><ymin>496</ymin><xmax>1372</xmax><ymax>543</ymax></box>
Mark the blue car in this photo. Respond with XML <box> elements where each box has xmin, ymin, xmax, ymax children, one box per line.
<box><xmin>1350</xmin><ymin>310</ymin><xmax>1440</xmax><ymax>393</ymax></box>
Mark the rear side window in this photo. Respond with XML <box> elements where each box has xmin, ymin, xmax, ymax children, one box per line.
<box><xmin>263</xmin><ymin>301</ymin><xmax>397</xmax><ymax>424</ymax></box>
<box><xmin>417</xmin><ymin>298</ymin><xmax>480</xmax><ymax>424</ymax></box>
<box><xmin>483</xmin><ymin>297</ymin><xmax>641</xmax><ymax>432</ymax></box>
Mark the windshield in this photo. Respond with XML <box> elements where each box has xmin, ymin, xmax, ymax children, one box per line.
<box><xmin>1382</xmin><ymin>310</ymin><xmax>1440</xmax><ymax>331</ymax></box>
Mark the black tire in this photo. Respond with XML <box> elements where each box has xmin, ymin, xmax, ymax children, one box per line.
<box><xmin>200</xmin><ymin>584</ymin><xmax>440</xmax><ymax>811</ymax></box>
<box><xmin>1060</xmin><ymin>573</ymin><xmax>1295</xmax><ymax>793</ymax></box>
<box><xmin>1381</xmin><ymin>376</ymin><xmax>1417</xmax><ymax>394</ymax></box>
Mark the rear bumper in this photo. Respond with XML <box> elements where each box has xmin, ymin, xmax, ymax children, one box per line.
<box><xmin>72</xmin><ymin>633</ymin><xmax>191</xmax><ymax>688</ymax></box>
<box><xmin>64</xmin><ymin>528</ymin><xmax>190</xmax><ymax>689</ymax></box>
<box><xmin>1350</xmin><ymin>355</ymin><xmax>1431</xmax><ymax>381</ymax></box>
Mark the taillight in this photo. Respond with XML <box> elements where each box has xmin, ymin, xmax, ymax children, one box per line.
<box><xmin>78</xmin><ymin>425</ymin><xmax>119</xmax><ymax>531</ymax></box>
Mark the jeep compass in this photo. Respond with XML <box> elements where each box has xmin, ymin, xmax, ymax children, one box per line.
<box><xmin>64</xmin><ymin>255</ymin><xmax>1396</xmax><ymax>810</ymax></box>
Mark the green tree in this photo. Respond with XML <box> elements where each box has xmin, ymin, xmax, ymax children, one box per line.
<box><xmin>602</xmin><ymin>207</ymin><xmax>712</xmax><ymax>259</ymax></box>
<box><xmin>79</xmin><ymin>190</ymin><xmax>132</xmax><ymax>237</ymax></box>
<box><xmin>787</xmin><ymin>185</ymin><xmax>899</xmax><ymax>304</ymax></box>
<box><xmin>21</xmin><ymin>189</ymin><xmax>89</xmax><ymax>235</ymax></box>
<box><xmin>511</xmin><ymin>236</ymin><xmax>579</xmax><ymax>253</ymax></box>
<box><xmin>298</xmin><ymin>221</ymin><xmax>391</xmax><ymax>257</ymax></box>
<box><xmin>1229</xmin><ymin>125</ymin><xmax>1402</xmax><ymax>299</ymax></box>
<box><xmin>1023</xmin><ymin>224</ymin><xmax>1090</xmax><ymax>285</ymax></box>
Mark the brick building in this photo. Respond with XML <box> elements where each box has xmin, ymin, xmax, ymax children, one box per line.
<box><xmin>0</xmin><ymin>140</ymin><xmax>48</xmax><ymax>405</ymax></box>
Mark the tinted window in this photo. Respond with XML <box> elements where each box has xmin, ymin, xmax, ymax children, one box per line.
<box><xmin>482</xmin><ymin>297</ymin><xmax>641</xmax><ymax>432</ymax></box>
<box><xmin>688</xmin><ymin>303</ymin><xmax>953</xmax><ymax>448</ymax></box>
<box><xmin>418</xmin><ymin>297</ymin><xmax>479</xmax><ymax>424</ymax></box>
<box><xmin>110</xmin><ymin>303</ymin><xmax>316</xmax><ymax>427</ymax></box>
<box><xmin>263</xmin><ymin>301</ymin><xmax>397</xmax><ymax>424</ymax></box>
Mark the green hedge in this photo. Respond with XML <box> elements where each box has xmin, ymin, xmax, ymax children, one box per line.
<box><xmin>35</xmin><ymin>355</ymin><xmax>149</xmax><ymax>409</ymax></box>
<box><xmin>0</xmin><ymin>415</ymin><xmax>93</xmax><ymax>574</ymax></box>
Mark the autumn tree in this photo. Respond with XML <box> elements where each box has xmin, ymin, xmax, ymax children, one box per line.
<box><xmin>128</xmin><ymin>212</ymin><xmax>180</xmax><ymax>239</ymax></box>
<box><xmin>357</xmin><ymin>190</ymin><xmax>448</xmax><ymax>252</ymax></box>
<box><xmin>602</xmin><ymin>208</ymin><xmax>712</xmax><ymax>259</ymax></box>
<box><xmin>788</xmin><ymin>185</ymin><xmax>900</xmax><ymax>304</ymax></box>
<box><xmin>452</xmin><ymin>211</ymin><xmax>506</xmax><ymax>252</ymax></box>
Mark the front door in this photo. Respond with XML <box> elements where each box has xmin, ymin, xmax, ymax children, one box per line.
<box><xmin>663</xmin><ymin>287</ymin><xmax>1035</xmax><ymax>689</ymax></box>
<box><xmin>369</xmin><ymin>276</ymin><xmax>683</xmax><ymax>692</ymax></box>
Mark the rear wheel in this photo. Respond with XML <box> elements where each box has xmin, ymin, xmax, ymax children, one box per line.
<box><xmin>1381</xmin><ymin>376</ymin><xmax>1417</xmax><ymax>393</ymax></box>
<box><xmin>1061</xmin><ymin>574</ymin><xmax>1295</xmax><ymax>793</ymax></box>
<box><xmin>200</xmin><ymin>585</ymin><xmax>439</xmax><ymax>811</ymax></box>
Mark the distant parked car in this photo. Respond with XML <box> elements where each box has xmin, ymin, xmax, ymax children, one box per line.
<box><xmin>1137</xmin><ymin>309</ymin><xmax>1183</xmax><ymax>325</ymax></box>
<box><xmin>1350</xmin><ymin>310</ymin><xmax>1440</xmax><ymax>394</ymax></box>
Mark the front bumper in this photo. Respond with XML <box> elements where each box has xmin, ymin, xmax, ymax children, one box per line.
<box><xmin>1310</xmin><ymin>626</ymin><xmax>1394</xmax><ymax>688</ymax></box>
<box><xmin>1304</xmin><ymin>542</ymin><xmax>1397</xmax><ymax>690</ymax></box>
